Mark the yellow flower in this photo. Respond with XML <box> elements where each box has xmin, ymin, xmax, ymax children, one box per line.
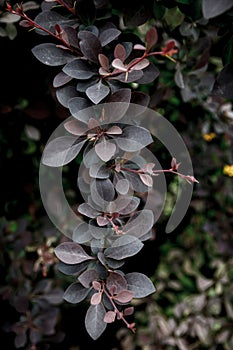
<box><xmin>202</xmin><ymin>132</ymin><xmax>216</xmax><ymax>142</ymax></box>
<box><xmin>223</xmin><ymin>165</ymin><xmax>233</xmax><ymax>177</ymax></box>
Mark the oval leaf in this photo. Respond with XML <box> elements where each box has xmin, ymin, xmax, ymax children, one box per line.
<box><xmin>63</xmin><ymin>59</ymin><xmax>96</xmax><ymax>80</ymax></box>
<box><xmin>85</xmin><ymin>303</ymin><xmax>107</xmax><ymax>340</ymax></box>
<box><xmin>95</xmin><ymin>140</ymin><xmax>116</xmax><ymax>162</ymax></box>
<box><xmin>42</xmin><ymin>136</ymin><xmax>86</xmax><ymax>167</ymax></box>
<box><xmin>32</xmin><ymin>43</ymin><xmax>74</xmax><ymax>66</ymax></box>
<box><xmin>54</xmin><ymin>242</ymin><xmax>94</xmax><ymax>264</ymax></box>
<box><xmin>63</xmin><ymin>282</ymin><xmax>91</xmax><ymax>303</ymax></box>
<box><xmin>125</xmin><ymin>272</ymin><xmax>156</xmax><ymax>298</ymax></box>
<box><xmin>86</xmin><ymin>81</ymin><xmax>110</xmax><ymax>104</ymax></box>
<box><xmin>105</xmin><ymin>235</ymin><xmax>143</xmax><ymax>260</ymax></box>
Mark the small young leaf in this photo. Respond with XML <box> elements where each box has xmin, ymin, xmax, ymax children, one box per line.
<box><xmin>139</xmin><ymin>173</ymin><xmax>153</xmax><ymax>187</ymax></box>
<box><xmin>106</xmin><ymin>126</ymin><xmax>123</xmax><ymax>135</ymax></box>
<box><xmin>112</xmin><ymin>58</ymin><xmax>127</xmax><ymax>71</ymax></box>
<box><xmin>92</xmin><ymin>280</ymin><xmax>101</xmax><ymax>291</ymax></box>
<box><xmin>85</xmin><ymin>303</ymin><xmax>107</xmax><ymax>340</ymax></box>
<box><xmin>95</xmin><ymin>140</ymin><xmax>116</xmax><ymax>161</ymax></box>
<box><xmin>114</xmin><ymin>43</ymin><xmax>127</xmax><ymax>62</ymax></box>
<box><xmin>64</xmin><ymin>119</ymin><xmax>87</xmax><ymax>136</ymax></box>
<box><xmin>145</xmin><ymin>27</ymin><xmax>158</xmax><ymax>50</ymax></box>
<box><xmin>123</xmin><ymin>306</ymin><xmax>134</xmax><ymax>316</ymax></box>
<box><xmin>125</xmin><ymin>272</ymin><xmax>156</xmax><ymax>298</ymax></box>
<box><xmin>63</xmin><ymin>282</ymin><xmax>91</xmax><ymax>303</ymax></box>
<box><xmin>105</xmin><ymin>235</ymin><xmax>143</xmax><ymax>260</ymax></box>
<box><xmin>90</xmin><ymin>291</ymin><xmax>102</xmax><ymax>305</ymax></box>
<box><xmin>113</xmin><ymin>290</ymin><xmax>134</xmax><ymax>303</ymax></box>
<box><xmin>86</xmin><ymin>81</ymin><xmax>110</xmax><ymax>104</ymax></box>
<box><xmin>54</xmin><ymin>242</ymin><xmax>94</xmax><ymax>264</ymax></box>
<box><xmin>106</xmin><ymin>271</ymin><xmax>128</xmax><ymax>293</ymax></box>
<box><xmin>104</xmin><ymin>310</ymin><xmax>116</xmax><ymax>323</ymax></box>
<box><xmin>97</xmin><ymin>216</ymin><xmax>109</xmax><ymax>226</ymax></box>
<box><xmin>98</xmin><ymin>54</ymin><xmax>109</xmax><ymax>71</ymax></box>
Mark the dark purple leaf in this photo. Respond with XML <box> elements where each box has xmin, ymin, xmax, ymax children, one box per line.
<box><xmin>125</xmin><ymin>272</ymin><xmax>156</xmax><ymax>298</ymax></box>
<box><xmin>130</xmin><ymin>91</ymin><xmax>150</xmax><ymax>108</ymax></box>
<box><xmin>113</xmin><ymin>70</ymin><xmax>143</xmax><ymax>83</ymax></box>
<box><xmin>116</xmin><ymin>125</ymin><xmax>153</xmax><ymax>152</ymax></box>
<box><xmin>122</xmin><ymin>42</ymin><xmax>133</xmax><ymax>58</ymax></box>
<box><xmin>104</xmin><ymin>310</ymin><xmax>116</xmax><ymax>323</ymax></box>
<box><xmin>95</xmin><ymin>140</ymin><xmax>116</xmax><ymax>161</ymax></box>
<box><xmin>122</xmin><ymin>171</ymin><xmax>148</xmax><ymax>192</ymax></box>
<box><xmin>85</xmin><ymin>303</ymin><xmax>107</xmax><ymax>340</ymax></box>
<box><xmin>76</xmin><ymin>78</ymin><xmax>99</xmax><ymax>92</ymax></box>
<box><xmin>106</xmin><ymin>271</ymin><xmax>127</xmax><ymax>293</ymax></box>
<box><xmin>211</xmin><ymin>63</ymin><xmax>233</xmax><ymax>99</ymax></box>
<box><xmin>54</xmin><ymin>242</ymin><xmax>94</xmax><ymax>264</ymax></box>
<box><xmin>105</xmin><ymin>257</ymin><xmax>125</xmax><ymax>269</ymax></box>
<box><xmin>115</xmin><ymin>196</ymin><xmax>140</xmax><ymax>215</ymax></box>
<box><xmin>89</xmin><ymin>164</ymin><xmax>110</xmax><ymax>179</ymax></box>
<box><xmin>202</xmin><ymin>0</ymin><xmax>233</xmax><ymax>19</ymax></box>
<box><xmin>99</xmin><ymin>28</ymin><xmax>121</xmax><ymax>47</ymax></box>
<box><xmin>78</xmin><ymin>30</ymin><xmax>102</xmax><ymax>63</ymax></box>
<box><xmin>145</xmin><ymin>27</ymin><xmax>158</xmax><ymax>50</ymax></box>
<box><xmin>105</xmin><ymin>235</ymin><xmax>143</xmax><ymax>260</ymax></box>
<box><xmin>53</xmin><ymin>71</ymin><xmax>73</xmax><ymax>88</ymax></box>
<box><xmin>124</xmin><ymin>210</ymin><xmax>154</xmax><ymax>239</ymax></box>
<box><xmin>73</xmin><ymin>223</ymin><xmax>92</xmax><ymax>244</ymax></box>
<box><xmin>13</xmin><ymin>296</ymin><xmax>29</xmax><ymax>313</ymax></box>
<box><xmin>42</xmin><ymin>136</ymin><xmax>86</xmax><ymax>167</ymax></box>
<box><xmin>57</xmin><ymin>261</ymin><xmax>89</xmax><ymax>276</ymax></box>
<box><xmin>114</xmin><ymin>43</ymin><xmax>127</xmax><ymax>62</ymax></box>
<box><xmin>92</xmin><ymin>179</ymin><xmax>115</xmax><ymax>203</ymax></box>
<box><xmin>68</xmin><ymin>97</ymin><xmax>92</xmax><ymax>118</ymax></box>
<box><xmin>61</xmin><ymin>25</ymin><xmax>80</xmax><ymax>49</ymax></box>
<box><xmin>86</xmin><ymin>81</ymin><xmax>110</xmax><ymax>104</ymax></box>
<box><xmin>78</xmin><ymin>269</ymin><xmax>99</xmax><ymax>288</ymax></box>
<box><xmin>136</xmin><ymin>62</ymin><xmax>160</xmax><ymax>84</ymax></box>
<box><xmin>41</xmin><ymin>288</ymin><xmax>64</xmax><ymax>305</ymax></box>
<box><xmin>56</xmin><ymin>86</ymin><xmax>79</xmax><ymax>108</ymax></box>
<box><xmin>34</xmin><ymin>11</ymin><xmax>77</xmax><ymax>35</ymax></box>
<box><xmin>32</xmin><ymin>43</ymin><xmax>74</xmax><ymax>66</ymax></box>
<box><xmin>63</xmin><ymin>59</ymin><xmax>96</xmax><ymax>79</ymax></box>
<box><xmin>114</xmin><ymin>290</ymin><xmax>134</xmax><ymax>303</ymax></box>
<box><xmin>90</xmin><ymin>291</ymin><xmax>102</xmax><ymax>305</ymax></box>
<box><xmin>63</xmin><ymin>282</ymin><xmax>91</xmax><ymax>303</ymax></box>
